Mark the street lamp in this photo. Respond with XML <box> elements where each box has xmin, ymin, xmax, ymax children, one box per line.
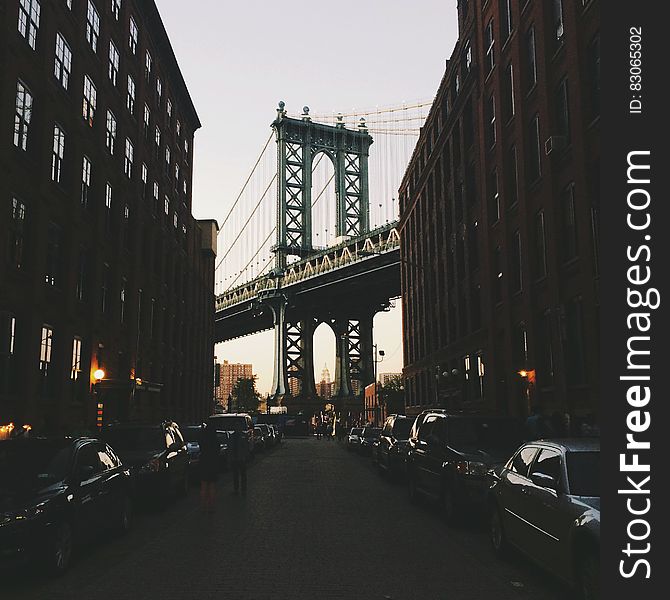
<box><xmin>372</xmin><ymin>345</ymin><xmax>385</xmax><ymax>426</ymax></box>
<box><xmin>93</xmin><ymin>369</ymin><xmax>105</xmax><ymax>429</ymax></box>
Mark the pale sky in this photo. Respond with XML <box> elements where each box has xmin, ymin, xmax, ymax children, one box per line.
<box><xmin>157</xmin><ymin>0</ymin><xmax>459</xmax><ymax>393</ymax></box>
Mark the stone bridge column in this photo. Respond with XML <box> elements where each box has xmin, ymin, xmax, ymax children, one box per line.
<box><xmin>264</xmin><ymin>293</ymin><xmax>289</xmax><ymax>403</ymax></box>
<box><xmin>331</xmin><ymin>317</ymin><xmax>352</xmax><ymax>399</ymax></box>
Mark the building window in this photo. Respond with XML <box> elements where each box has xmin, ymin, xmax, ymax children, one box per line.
<box><xmin>514</xmin><ymin>323</ymin><xmax>528</xmax><ymax>372</ymax></box>
<box><xmin>120</xmin><ymin>279</ymin><xmax>126</xmax><ymax>324</ymax></box>
<box><xmin>105</xmin><ymin>183</ymin><xmax>112</xmax><ymax>231</ymax></box>
<box><xmin>507</xmin><ymin>145</ymin><xmax>519</xmax><ymax>206</ymax></box>
<box><xmin>174</xmin><ymin>163</ymin><xmax>179</xmax><ymax>184</ymax></box>
<box><xmin>82</xmin><ymin>75</ymin><xmax>97</xmax><ymax>126</ymax></box>
<box><xmin>165</xmin><ymin>146</ymin><xmax>171</xmax><ymax>173</ymax></box>
<box><xmin>525</xmin><ymin>27</ymin><xmax>537</xmax><ymax>91</ymax></box>
<box><xmin>167</xmin><ymin>98</ymin><xmax>173</xmax><ymax>119</ymax></box>
<box><xmin>0</xmin><ymin>313</ymin><xmax>17</xmax><ymax>392</ymax></box>
<box><xmin>76</xmin><ymin>248</ymin><xmax>87</xmax><ymax>301</ymax></box>
<box><xmin>511</xmin><ymin>230</ymin><xmax>522</xmax><ymax>292</ymax></box>
<box><xmin>176</xmin><ymin>119</ymin><xmax>181</xmax><ymax>137</ymax></box>
<box><xmin>18</xmin><ymin>0</ymin><xmax>40</xmax><ymax>50</ymax></box>
<box><xmin>108</xmin><ymin>41</ymin><xmax>119</xmax><ymax>85</ymax></box>
<box><xmin>86</xmin><ymin>0</ymin><xmax>100</xmax><ymax>52</ymax></box>
<box><xmin>70</xmin><ymin>337</ymin><xmax>82</xmax><ymax>380</ymax></box>
<box><xmin>105</xmin><ymin>110</ymin><xmax>116</xmax><ymax>154</ymax></box>
<box><xmin>463</xmin><ymin>42</ymin><xmax>472</xmax><ymax>73</ymax></box>
<box><xmin>155</xmin><ymin>125</ymin><xmax>161</xmax><ymax>148</ymax></box>
<box><xmin>500</xmin><ymin>0</ymin><xmax>513</xmax><ymax>41</ymax></box>
<box><xmin>527</xmin><ymin>115</ymin><xmax>541</xmax><ymax>183</ymax></box>
<box><xmin>127</xmin><ymin>74</ymin><xmax>135</xmax><ymax>115</ymax></box>
<box><xmin>561</xmin><ymin>183</ymin><xmax>578</xmax><ymax>261</ymax></box>
<box><xmin>145</xmin><ymin>50</ymin><xmax>152</xmax><ymax>80</ymax></box>
<box><xmin>112</xmin><ymin>0</ymin><xmax>121</xmax><ymax>19</ymax></box>
<box><xmin>45</xmin><ymin>223</ymin><xmax>62</xmax><ymax>286</ymax></box>
<box><xmin>14</xmin><ymin>81</ymin><xmax>32</xmax><ymax>151</ymax></box>
<box><xmin>51</xmin><ymin>125</ymin><xmax>65</xmax><ymax>183</ymax></box>
<box><xmin>485</xmin><ymin>20</ymin><xmax>494</xmax><ymax>75</ymax></box>
<box><xmin>552</xmin><ymin>0</ymin><xmax>565</xmax><ymax>42</ymax></box>
<box><xmin>143</xmin><ymin>104</ymin><xmax>150</xmax><ymax>137</ymax></box>
<box><xmin>555</xmin><ymin>78</ymin><xmax>570</xmax><ymax>142</ymax></box>
<box><xmin>123</xmin><ymin>138</ymin><xmax>133</xmax><ymax>178</ymax></box>
<box><xmin>589</xmin><ymin>36</ymin><xmax>600</xmax><ymax>119</ymax></box>
<box><xmin>81</xmin><ymin>156</ymin><xmax>91</xmax><ymax>207</ymax></box>
<box><xmin>54</xmin><ymin>33</ymin><xmax>72</xmax><ymax>89</ymax></box>
<box><xmin>156</xmin><ymin>77</ymin><xmax>162</xmax><ymax>105</ymax></box>
<box><xmin>183</xmin><ymin>178</ymin><xmax>187</xmax><ymax>195</ymax></box>
<box><xmin>129</xmin><ymin>17</ymin><xmax>138</xmax><ymax>54</ymax></box>
<box><xmin>9</xmin><ymin>197</ymin><xmax>26</xmax><ymax>269</ymax></box>
<box><xmin>537</xmin><ymin>309</ymin><xmax>554</xmax><ymax>385</ymax></box>
<box><xmin>485</xmin><ymin>94</ymin><xmax>496</xmax><ymax>149</ymax></box>
<box><xmin>184</xmin><ymin>138</ymin><xmax>189</xmax><ymax>158</ymax></box>
<box><xmin>101</xmin><ymin>263</ymin><xmax>109</xmax><ymax>314</ymax></box>
<box><xmin>164</xmin><ymin>195</ymin><xmax>169</xmax><ymax>215</ymax></box>
<box><xmin>494</xmin><ymin>246</ymin><xmax>503</xmax><ymax>304</ymax></box>
<box><xmin>173</xmin><ymin>212</ymin><xmax>178</xmax><ymax>229</ymax></box>
<box><xmin>469</xmin><ymin>221</ymin><xmax>479</xmax><ymax>269</ymax></box>
<box><xmin>141</xmin><ymin>163</ymin><xmax>148</xmax><ymax>197</ymax></box>
<box><xmin>39</xmin><ymin>325</ymin><xmax>53</xmax><ymax>381</ymax></box>
<box><xmin>153</xmin><ymin>182</ymin><xmax>159</xmax><ymax>213</ymax></box>
<box><xmin>565</xmin><ymin>297</ymin><xmax>587</xmax><ymax>384</ymax></box>
<box><xmin>502</xmin><ymin>63</ymin><xmax>515</xmax><ymax>121</ymax></box>
<box><xmin>488</xmin><ymin>170</ymin><xmax>499</xmax><ymax>224</ymax></box>
<box><xmin>535</xmin><ymin>210</ymin><xmax>547</xmax><ymax>278</ymax></box>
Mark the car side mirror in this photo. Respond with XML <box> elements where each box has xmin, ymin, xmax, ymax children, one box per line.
<box><xmin>531</xmin><ymin>472</ymin><xmax>559</xmax><ymax>492</ymax></box>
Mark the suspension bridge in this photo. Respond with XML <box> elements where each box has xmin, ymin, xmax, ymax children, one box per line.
<box><xmin>214</xmin><ymin>100</ymin><xmax>430</xmax><ymax>415</ymax></box>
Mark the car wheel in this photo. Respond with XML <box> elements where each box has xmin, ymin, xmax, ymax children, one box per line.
<box><xmin>576</xmin><ymin>546</ymin><xmax>600</xmax><ymax>600</ymax></box>
<box><xmin>442</xmin><ymin>485</ymin><xmax>458</xmax><ymax>525</ymax></box>
<box><xmin>489</xmin><ymin>505</ymin><xmax>508</xmax><ymax>555</ymax></box>
<box><xmin>118</xmin><ymin>494</ymin><xmax>133</xmax><ymax>534</ymax></box>
<box><xmin>48</xmin><ymin>522</ymin><xmax>74</xmax><ymax>575</ymax></box>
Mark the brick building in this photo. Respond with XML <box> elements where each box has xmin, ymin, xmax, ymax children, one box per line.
<box><xmin>399</xmin><ymin>0</ymin><xmax>600</xmax><ymax>429</ymax></box>
<box><xmin>0</xmin><ymin>0</ymin><xmax>217</xmax><ymax>432</ymax></box>
<box><xmin>215</xmin><ymin>360</ymin><xmax>253</xmax><ymax>408</ymax></box>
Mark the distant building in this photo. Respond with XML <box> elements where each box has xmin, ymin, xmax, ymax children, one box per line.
<box><xmin>215</xmin><ymin>361</ymin><xmax>253</xmax><ymax>408</ymax></box>
<box><xmin>317</xmin><ymin>364</ymin><xmax>333</xmax><ymax>400</ymax></box>
<box><xmin>288</xmin><ymin>365</ymin><xmax>300</xmax><ymax>397</ymax></box>
<box><xmin>380</xmin><ymin>372</ymin><xmax>402</xmax><ymax>386</ymax></box>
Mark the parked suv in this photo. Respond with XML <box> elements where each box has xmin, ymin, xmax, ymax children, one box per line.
<box><xmin>406</xmin><ymin>410</ymin><xmax>524</xmax><ymax>523</ymax></box>
<box><xmin>102</xmin><ymin>421</ymin><xmax>190</xmax><ymax>503</ymax></box>
<box><xmin>208</xmin><ymin>413</ymin><xmax>255</xmax><ymax>456</ymax></box>
<box><xmin>375</xmin><ymin>414</ymin><xmax>413</xmax><ymax>478</ymax></box>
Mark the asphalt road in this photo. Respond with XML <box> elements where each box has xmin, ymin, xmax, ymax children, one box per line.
<box><xmin>4</xmin><ymin>438</ymin><xmax>574</xmax><ymax>600</ymax></box>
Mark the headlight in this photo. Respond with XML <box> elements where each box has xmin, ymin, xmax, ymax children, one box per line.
<box><xmin>455</xmin><ymin>461</ymin><xmax>488</xmax><ymax>477</ymax></box>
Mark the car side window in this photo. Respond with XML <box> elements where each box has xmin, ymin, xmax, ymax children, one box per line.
<box><xmin>98</xmin><ymin>444</ymin><xmax>117</xmax><ymax>470</ymax></box>
<box><xmin>510</xmin><ymin>446</ymin><xmax>538</xmax><ymax>477</ymax></box>
<box><xmin>165</xmin><ymin>427</ymin><xmax>176</xmax><ymax>448</ymax></box>
<box><xmin>530</xmin><ymin>448</ymin><xmax>563</xmax><ymax>487</ymax></box>
<box><xmin>382</xmin><ymin>419</ymin><xmax>393</xmax><ymax>436</ymax></box>
<box><xmin>105</xmin><ymin>444</ymin><xmax>122</xmax><ymax>467</ymax></box>
<box><xmin>76</xmin><ymin>443</ymin><xmax>102</xmax><ymax>478</ymax></box>
<box><xmin>418</xmin><ymin>416</ymin><xmax>437</xmax><ymax>442</ymax></box>
<box><xmin>172</xmin><ymin>426</ymin><xmax>184</xmax><ymax>445</ymax></box>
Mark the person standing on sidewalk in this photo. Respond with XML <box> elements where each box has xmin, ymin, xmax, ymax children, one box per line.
<box><xmin>198</xmin><ymin>421</ymin><xmax>220</xmax><ymax>511</ymax></box>
<box><xmin>230</xmin><ymin>426</ymin><xmax>249</xmax><ymax>494</ymax></box>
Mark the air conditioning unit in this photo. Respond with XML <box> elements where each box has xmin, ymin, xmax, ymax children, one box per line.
<box><xmin>545</xmin><ymin>136</ymin><xmax>567</xmax><ymax>156</ymax></box>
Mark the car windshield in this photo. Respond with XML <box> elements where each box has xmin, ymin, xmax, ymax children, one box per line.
<box><xmin>392</xmin><ymin>419</ymin><xmax>412</xmax><ymax>439</ymax></box>
<box><xmin>210</xmin><ymin>416</ymin><xmax>247</xmax><ymax>431</ymax></box>
<box><xmin>182</xmin><ymin>427</ymin><xmax>203</xmax><ymax>443</ymax></box>
<box><xmin>447</xmin><ymin>418</ymin><xmax>523</xmax><ymax>453</ymax></box>
<box><xmin>363</xmin><ymin>428</ymin><xmax>381</xmax><ymax>438</ymax></box>
<box><xmin>350</xmin><ymin>428</ymin><xmax>363</xmax><ymax>436</ymax></box>
<box><xmin>103</xmin><ymin>428</ymin><xmax>164</xmax><ymax>452</ymax></box>
<box><xmin>0</xmin><ymin>440</ymin><xmax>73</xmax><ymax>490</ymax></box>
<box><xmin>566</xmin><ymin>451</ymin><xmax>600</xmax><ymax>497</ymax></box>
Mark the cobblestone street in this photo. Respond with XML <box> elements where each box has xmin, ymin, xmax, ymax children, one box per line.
<box><xmin>5</xmin><ymin>439</ymin><xmax>572</xmax><ymax>600</ymax></box>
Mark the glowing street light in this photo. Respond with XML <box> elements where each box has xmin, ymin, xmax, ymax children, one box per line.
<box><xmin>94</xmin><ymin>369</ymin><xmax>105</xmax><ymax>381</ymax></box>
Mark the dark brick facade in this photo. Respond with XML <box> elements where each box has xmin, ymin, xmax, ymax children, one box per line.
<box><xmin>399</xmin><ymin>0</ymin><xmax>600</xmax><ymax>430</ymax></box>
<box><xmin>0</xmin><ymin>0</ymin><xmax>216</xmax><ymax>433</ymax></box>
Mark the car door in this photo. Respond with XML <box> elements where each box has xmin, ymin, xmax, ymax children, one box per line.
<box><xmin>72</xmin><ymin>442</ymin><xmax>105</xmax><ymax>537</ymax></box>
<box><xmin>523</xmin><ymin>447</ymin><xmax>569</xmax><ymax>575</ymax></box>
<box><xmin>97</xmin><ymin>443</ymin><xmax>126</xmax><ymax>517</ymax></box>
<box><xmin>380</xmin><ymin>418</ymin><xmax>393</xmax><ymax>467</ymax></box>
<box><xmin>414</xmin><ymin>415</ymin><xmax>438</xmax><ymax>492</ymax></box>
<box><xmin>497</xmin><ymin>445</ymin><xmax>539</xmax><ymax>549</ymax></box>
<box><xmin>423</xmin><ymin>417</ymin><xmax>448</xmax><ymax>497</ymax></box>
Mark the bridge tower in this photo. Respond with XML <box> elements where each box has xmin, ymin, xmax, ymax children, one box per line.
<box><xmin>265</xmin><ymin>102</ymin><xmax>376</xmax><ymax>417</ymax></box>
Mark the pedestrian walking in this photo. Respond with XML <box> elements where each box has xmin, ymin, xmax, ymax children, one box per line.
<box><xmin>230</xmin><ymin>426</ymin><xmax>249</xmax><ymax>494</ymax></box>
<box><xmin>198</xmin><ymin>421</ymin><xmax>220</xmax><ymax>512</ymax></box>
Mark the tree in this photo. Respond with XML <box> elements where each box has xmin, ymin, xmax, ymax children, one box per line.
<box><xmin>380</xmin><ymin>377</ymin><xmax>405</xmax><ymax>415</ymax></box>
<box><xmin>232</xmin><ymin>376</ymin><xmax>261</xmax><ymax>414</ymax></box>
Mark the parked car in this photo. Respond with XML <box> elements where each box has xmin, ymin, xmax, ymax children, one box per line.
<box><xmin>347</xmin><ymin>427</ymin><xmax>364</xmax><ymax>450</ymax></box>
<box><xmin>375</xmin><ymin>414</ymin><xmax>413</xmax><ymax>478</ymax></box>
<box><xmin>406</xmin><ymin>410</ymin><xmax>524</xmax><ymax>523</ymax></box>
<box><xmin>268</xmin><ymin>424</ymin><xmax>281</xmax><ymax>444</ymax></box>
<box><xmin>180</xmin><ymin>424</ymin><xmax>204</xmax><ymax>481</ymax></box>
<box><xmin>359</xmin><ymin>427</ymin><xmax>382</xmax><ymax>454</ymax></box>
<box><xmin>253</xmin><ymin>426</ymin><xmax>267</xmax><ymax>451</ymax></box>
<box><xmin>101</xmin><ymin>421</ymin><xmax>189</xmax><ymax>503</ymax></box>
<box><xmin>488</xmin><ymin>439</ymin><xmax>600</xmax><ymax>600</ymax></box>
<box><xmin>0</xmin><ymin>436</ymin><xmax>133</xmax><ymax>574</ymax></box>
<box><xmin>214</xmin><ymin>430</ymin><xmax>231</xmax><ymax>470</ymax></box>
<box><xmin>208</xmin><ymin>413</ymin><xmax>255</xmax><ymax>457</ymax></box>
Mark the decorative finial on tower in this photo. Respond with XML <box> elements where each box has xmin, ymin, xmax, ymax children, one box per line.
<box><xmin>301</xmin><ymin>105</ymin><xmax>311</xmax><ymax>122</ymax></box>
<box><xmin>358</xmin><ymin>117</ymin><xmax>368</xmax><ymax>132</ymax></box>
<box><xmin>336</xmin><ymin>113</ymin><xmax>345</xmax><ymax>129</ymax></box>
<box><xmin>277</xmin><ymin>100</ymin><xmax>286</xmax><ymax>119</ymax></box>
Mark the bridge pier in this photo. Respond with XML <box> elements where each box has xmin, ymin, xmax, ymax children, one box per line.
<box><xmin>265</xmin><ymin>293</ymin><xmax>290</xmax><ymax>404</ymax></box>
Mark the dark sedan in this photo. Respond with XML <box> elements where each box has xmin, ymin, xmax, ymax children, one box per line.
<box><xmin>102</xmin><ymin>422</ymin><xmax>189</xmax><ymax>505</ymax></box>
<box><xmin>375</xmin><ymin>414</ymin><xmax>413</xmax><ymax>478</ymax></box>
<box><xmin>0</xmin><ymin>437</ymin><xmax>132</xmax><ymax>574</ymax></box>
<box><xmin>359</xmin><ymin>427</ymin><xmax>382</xmax><ymax>454</ymax></box>
<box><xmin>488</xmin><ymin>439</ymin><xmax>600</xmax><ymax>600</ymax></box>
